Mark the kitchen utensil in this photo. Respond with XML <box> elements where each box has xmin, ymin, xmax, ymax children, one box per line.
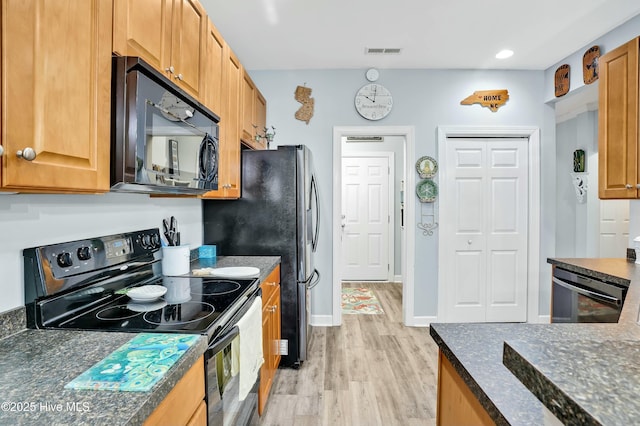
<box><xmin>163</xmin><ymin>216</ymin><xmax>179</xmax><ymax>246</ymax></box>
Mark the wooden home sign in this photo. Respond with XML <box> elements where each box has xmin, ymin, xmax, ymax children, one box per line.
<box><xmin>460</xmin><ymin>89</ymin><xmax>509</xmax><ymax>112</ymax></box>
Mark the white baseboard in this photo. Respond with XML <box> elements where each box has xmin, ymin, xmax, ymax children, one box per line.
<box><xmin>310</xmin><ymin>314</ymin><xmax>334</xmax><ymax>327</ymax></box>
<box><xmin>411</xmin><ymin>316</ymin><xmax>438</xmax><ymax>327</ymax></box>
<box><xmin>537</xmin><ymin>314</ymin><xmax>551</xmax><ymax>324</ymax></box>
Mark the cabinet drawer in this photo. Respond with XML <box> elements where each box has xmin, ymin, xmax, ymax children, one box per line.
<box><xmin>260</xmin><ymin>265</ymin><xmax>281</xmax><ymax>303</ymax></box>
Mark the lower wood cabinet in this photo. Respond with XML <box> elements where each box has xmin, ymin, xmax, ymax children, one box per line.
<box><xmin>437</xmin><ymin>350</ymin><xmax>494</xmax><ymax>426</ymax></box>
<box><xmin>144</xmin><ymin>356</ymin><xmax>206</xmax><ymax>426</ymax></box>
<box><xmin>259</xmin><ymin>265</ymin><xmax>281</xmax><ymax>415</ymax></box>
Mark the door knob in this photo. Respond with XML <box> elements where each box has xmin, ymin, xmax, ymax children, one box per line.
<box><xmin>16</xmin><ymin>147</ymin><xmax>36</xmax><ymax>161</ymax></box>
<box><xmin>467</xmin><ymin>240</ymin><xmax>472</xmax><ymax>245</ymax></box>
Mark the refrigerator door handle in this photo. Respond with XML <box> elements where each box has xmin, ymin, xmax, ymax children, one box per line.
<box><xmin>311</xmin><ymin>174</ymin><xmax>320</xmax><ymax>252</ymax></box>
<box><xmin>302</xmin><ymin>269</ymin><xmax>321</xmax><ymax>290</ymax></box>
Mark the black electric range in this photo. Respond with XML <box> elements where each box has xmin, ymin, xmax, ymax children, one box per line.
<box><xmin>23</xmin><ymin>228</ymin><xmax>259</xmax><ymax>341</ymax></box>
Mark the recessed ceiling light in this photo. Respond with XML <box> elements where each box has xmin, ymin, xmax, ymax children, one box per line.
<box><xmin>496</xmin><ymin>49</ymin><xmax>514</xmax><ymax>59</ymax></box>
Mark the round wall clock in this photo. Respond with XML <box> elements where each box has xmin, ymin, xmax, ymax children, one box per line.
<box><xmin>354</xmin><ymin>83</ymin><xmax>393</xmax><ymax>121</ymax></box>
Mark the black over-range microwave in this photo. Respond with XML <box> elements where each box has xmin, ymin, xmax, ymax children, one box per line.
<box><xmin>111</xmin><ymin>56</ymin><xmax>220</xmax><ymax>194</ymax></box>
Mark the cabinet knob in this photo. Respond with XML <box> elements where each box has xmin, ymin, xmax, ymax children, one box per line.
<box><xmin>636</xmin><ymin>184</ymin><xmax>640</xmax><ymax>190</ymax></box>
<box><xmin>165</xmin><ymin>66</ymin><xmax>175</xmax><ymax>74</ymax></box>
<box><xmin>175</xmin><ymin>73</ymin><xmax>183</xmax><ymax>81</ymax></box>
<box><xmin>0</xmin><ymin>145</ymin><xmax>4</xmax><ymax>156</ymax></box>
<box><xmin>626</xmin><ymin>184</ymin><xmax>633</xmax><ymax>189</ymax></box>
<box><xmin>16</xmin><ymin>147</ymin><xmax>37</xmax><ymax>161</ymax></box>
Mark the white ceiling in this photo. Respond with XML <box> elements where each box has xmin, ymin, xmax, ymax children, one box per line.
<box><xmin>200</xmin><ymin>0</ymin><xmax>640</xmax><ymax>71</ymax></box>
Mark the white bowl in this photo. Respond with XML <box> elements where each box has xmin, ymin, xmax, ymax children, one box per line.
<box><xmin>127</xmin><ymin>285</ymin><xmax>167</xmax><ymax>302</ymax></box>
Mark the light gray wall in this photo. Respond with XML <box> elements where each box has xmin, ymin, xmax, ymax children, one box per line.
<box><xmin>250</xmin><ymin>68</ymin><xmax>553</xmax><ymax>318</ymax></box>
<box><xmin>342</xmin><ymin>135</ymin><xmax>405</xmax><ymax>277</ymax></box>
<box><xmin>555</xmin><ymin>110</ymin><xmax>598</xmax><ymax>258</ymax></box>
<box><xmin>0</xmin><ymin>194</ymin><xmax>203</xmax><ymax>314</ymax></box>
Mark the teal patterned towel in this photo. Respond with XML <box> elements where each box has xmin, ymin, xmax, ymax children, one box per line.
<box><xmin>65</xmin><ymin>333</ymin><xmax>200</xmax><ymax>392</ymax></box>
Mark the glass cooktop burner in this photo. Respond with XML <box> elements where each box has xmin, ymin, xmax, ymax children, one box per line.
<box><xmin>96</xmin><ymin>305</ymin><xmax>145</xmax><ymax>321</ymax></box>
<box><xmin>193</xmin><ymin>279</ymin><xmax>241</xmax><ymax>296</ymax></box>
<box><xmin>143</xmin><ymin>301</ymin><xmax>215</xmax><ymax>326</ymax></box>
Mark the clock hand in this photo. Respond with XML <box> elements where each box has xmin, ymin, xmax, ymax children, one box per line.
<box><xmin>372</xmin><ymin>85</ymin><xmax>377</xmax><ymax>103</ymax></box>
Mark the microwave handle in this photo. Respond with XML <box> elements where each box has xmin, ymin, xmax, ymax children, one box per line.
<box><xmin>198</xmin><ymin>133</ymin><xmax>218</xmax><ymax>183</ymax></box>
<box><xmin>552</xmin><ymin>277</ymin><xmax>622</xmax><ymax>306</ymax></box>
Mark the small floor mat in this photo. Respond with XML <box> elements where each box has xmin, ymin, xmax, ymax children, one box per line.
<box><xmin>342</xmin><ymin>287</ymin><xmax>384</xmax><ymax>315</ymax></box>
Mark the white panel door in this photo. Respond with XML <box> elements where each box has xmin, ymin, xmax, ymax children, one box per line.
<box><xmin>444</xmin><ymin>138</ymin><xmax>528</xmax><ymax>322</ymax></box>
<box><xmin>341</xmin><ymin>156</ymin><xmax>390</xmax><ymax>280</ymax></box>
<box><xmin>599</xmin><ymin>200</ymin><xmax>630</xmax><ymax>257</ymax></box>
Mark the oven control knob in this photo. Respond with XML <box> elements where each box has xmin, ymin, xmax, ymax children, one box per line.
<box><xmin>141</xmin><ymin>234</ymin><xmax>152</xmax><ymax>248</ymax></box>
<box><xmin>151</xmin><ymin>233</ymin><xmax>160</xmax><ymax>248</ymax></box>
<box><xmin>56</xmin><ymin>252</ymin><xmax>73</xmax><ymax>268</ymax></box>
<box><xmin>77</xmin><ymin>246</ymin><xmax>92</xmax><ymax>261</ymax></box>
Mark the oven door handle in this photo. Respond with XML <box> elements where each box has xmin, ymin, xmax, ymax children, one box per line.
<box><xmin>207</xmin><ymin>325</ymin><xmax>239</xmax><ymax>355</ymax></box>
<box><xmin>552</xmin><ymin>277</ymin><xmax>622</xmax><ymax>306</ymax></box>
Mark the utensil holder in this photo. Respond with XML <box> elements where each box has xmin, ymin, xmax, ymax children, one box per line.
<box><xmin>161</xmin><ymin>245</ymin><xmax>190</xmax><ymax>276</ymax></box>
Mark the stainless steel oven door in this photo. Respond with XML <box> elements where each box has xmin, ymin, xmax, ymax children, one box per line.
<box><xmin>551</xmin><ymin>268</ymin><xmax>625</xmax><ymax>323</ymax></box>
<box><xmin>206</xmin><ymin>326</ymin><xmax>259</xmax><ymax>426</ymax></box>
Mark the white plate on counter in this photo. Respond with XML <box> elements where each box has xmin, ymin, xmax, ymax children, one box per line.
<box><xmin>127</xmin><ymin>285</ymin><xmax>167</xmax><ymax>302</ymax></box>
<box><xmin>192</xmin><ymin>266</ymin><xmax>260</xmax><ymax>278</ymax></box>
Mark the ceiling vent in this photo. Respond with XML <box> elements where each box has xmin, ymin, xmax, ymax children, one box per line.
<box><xmin>365</xmin><ymin>47</ymin><xmax>402</xmax><ymax>55</ymax></box>
<box><xmin>346</xmin><ymin>136</ymin><xmax>384</xmax><ymax>142</ymax></box>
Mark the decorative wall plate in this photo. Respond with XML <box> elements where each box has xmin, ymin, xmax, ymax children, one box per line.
<box><xmin>583</xmin><ymin>46</ymin><xmax>600</xmax><ymax>84</ymax></box>
<box><xmin>416</xmin><ymin>179</ymin><xmax>438</xmax><ymax>203</ymax></box>
<box><xmin>554</xmin><ymin>64</ymin><xmax>570</xmax><ymax>97</ymax></box>
<box><xmin>416</xmin><ymin>156</ymin><xmax>438</xmax><ymax>178</ymax></box>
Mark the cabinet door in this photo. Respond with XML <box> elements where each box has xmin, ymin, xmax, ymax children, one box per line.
<box><xmin>170</xmin><ymin>0</ymin><xmax>207</xmax><ymax>99</ymax></box>
<box><xmin>112</xmin><ymin>0</ymin><xmax>172</xmax><ymax>73</ymax></box>
<box><xmin>2</xmin><ymin>0</ymin><xmax>111</xmax><ymax>192</ymax></box>
<box><xmin>598</xmin><ymin>37</ymin><xmax>639</xmax><ymax>199</ymax></box>
<box><xmin>241</xmin><ymin>70</ymin><xmax>257</xmax><ymax>146</ymax></box>
<box><xmin>203</xmin><ymin>19</ymin><xmax>225</xmax><ymax>117</ymax></box>
<box><xmin>271</xmin><ymin>284</ymin><xmax>281</xmax><ymax>371</ymax></box>
<box><xmin>201</xmin><ymin>46</ymin><xmax>241</xmax><ymax>199</ymax></box>
<box><xmin>253</xmin><ymin>90</ymin><xmax>268</xmax><ymax>150</ymax></box>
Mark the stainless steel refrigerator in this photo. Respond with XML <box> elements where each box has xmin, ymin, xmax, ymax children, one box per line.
<box><xmin>202</xmin><ymin>145</ymin><xmax>320</xmax><ymax>367</ymax></box>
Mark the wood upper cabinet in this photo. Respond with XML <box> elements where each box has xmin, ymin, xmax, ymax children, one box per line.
<box><xmin>201</xmin><ymin>46</ymin><xmax>241</xmax><ymax>199</ymax></box>
<box><xmin>113</xmin><ymin>0</ymin><xmax>207</xmax><ymax>101</ymax></box>
<box><xmin>203</xmin><ymin>19</ymin><xmax>225</xmax><ymax>117</ymax></box>
<box><xmin>598</xmin><ymin>36</ymin><xmax>640</xmax><ymax>199</ymax></box>
<box><xmin>259</xmin><ymin>265</ymin><xmax>281</xmax><ymax>415</ymax></box>
<box><xmin>1</xmin><ymin>0</ymin><xmax>111</xmax><ymax>192</ymax></box>
<box><xmin>241</xmin><ymin>70</ymin><xmax>268</xmax><ymax>150</ymax></box>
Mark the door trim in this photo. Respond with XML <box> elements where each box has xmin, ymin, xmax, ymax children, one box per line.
<box><xmin>342</xmin><ymin>153</ymin><xmax>395</xmax><ymax>282</ymax></box>
<box><xmin>437</xmin><ymin>126</ymin><xmax>541</xmax><ymax>323</ymax></box>
<box><xmin>333</xmin><ymin>126</ymin><xmax>416</xmax><ymax>326</ymax></box>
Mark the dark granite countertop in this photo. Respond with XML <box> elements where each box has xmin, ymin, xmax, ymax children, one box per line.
<box><xmin>430</xmin><ymin>257</ymin><xmax>640</xmax><ymax>426</ymax></box>
<box><xmin>0</xmin><ymin>329</ymin><xmax>208</xmax><ymax>426</ymax></box>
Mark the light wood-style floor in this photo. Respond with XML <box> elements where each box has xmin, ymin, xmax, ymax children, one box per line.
<box><xmin>259</xmin><ymin>282</ymin><xmax>439</xmax><ymax>426</ymax></box>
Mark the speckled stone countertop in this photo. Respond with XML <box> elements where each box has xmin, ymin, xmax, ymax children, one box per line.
<box><xmin>430</xmin><ymin>258</ymin><xmax>640</xmax><ymax>426</ymax></box>
<box><xmin>0</xmin><ymin>329</ymin><xmax>208</xmax><ymax>426</ymax></box>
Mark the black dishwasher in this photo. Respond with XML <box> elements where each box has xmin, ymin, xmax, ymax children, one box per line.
<box><xmin>552</xmin><ymin>267</ymin><xmax>627</xmax><ymax>323</ymax></box>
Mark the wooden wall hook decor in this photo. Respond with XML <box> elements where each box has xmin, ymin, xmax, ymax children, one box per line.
<box><xmin>460</xmin><ymin>89</ymin><xmax>509</xmax><ymax>112</ymax></box>
<box><xmin>294</xmin><ymin>85</ymin><xmax>314</xmax><ymax>124</ymax></box>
